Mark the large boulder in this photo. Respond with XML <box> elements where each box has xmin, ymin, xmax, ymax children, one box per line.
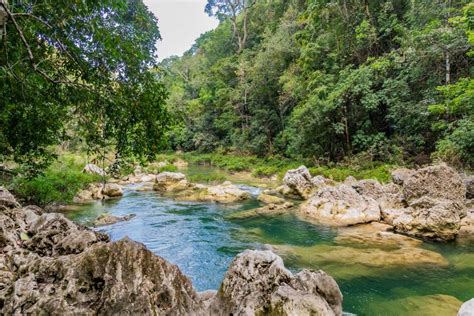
<box><xmin>177</xmin><ymin>182</ymin><xmax>251</xmax><ymax>204</ymax></box>
<box><xmin>0</xmin><ymin>188</ymin><xmax>201</xmax><ymax>314</ymax></box>
<box><xmin>83</xmin><ymin>163</ymin><xmax>106</xmax><ymax>177</ymax></box>
<box><xmin>392</xmin><ymin>197</ymin><xmax>465</xmax><ymax>241</ymax></box>
<box><xmin>209</xmin><ymin>250</ymin><xmax>343</xmax><ymax>316</ymax></box>
<box><xmin>352</xmin><ymin>180</ymin><xmax>405</xmax><ymax>211</ymax></box>
<box><xmin>282</xmin><ymin>166</ymin><xmax>315</xmax><ymax>199</ymax></box>
<box><xmin>74</xmin><ymin>183</ymin><xmax>123</xmax><ymax>203</ymax></box>
<box><xmin>103</xmin><ymin>183</ymin><xmax>123</xmax><ymax>197</ymax></box>
<box><xmin>386</xmin><ymin>164</ymin><xmax>467</xmax><ymax>241</ymax></box>
<box><xmin>299</xmin><ymin>184</ymin><xmax>381</xmax><ymax>226</ymax></box>
<box><xmin>0</xmin><ymin>186</ymin><xmax>19</xmax><ymax>208</ymax></box>
<box><xmin>153</xmin><ymin>172</ymin><xmax>190</xmax><ymax>192</ymax></box>
<box><xmin>282</xmin><ymin>166</ymin><xmax>333</xmax><ymax>200</ymax></box>
<box><xmin>402</xmin><ymin>164</ymin><xmax>465</xmax><ymax>204</ymax></box>
<box><xmin>458</xmin><ymin>298</ymin><xmax>474</xmax><ymax>316</ymax></box>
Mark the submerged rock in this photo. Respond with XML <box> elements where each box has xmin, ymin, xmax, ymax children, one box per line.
<box><xmin>92</xmin><ymin>213</ymin><xmax>136</xmax><ymax>227</ymax></box>
<box><xmin>83</xmin><ymin>163</ymin><xmax>106</xmax><ymax>176</ymax></box>
<box><xmin>335</xmin><ymin>222</ymin><xmax>422</xmax><ymax>249</ymax></box>
<box><xmin>227</xmin><ymin>202</ymin><xmax>294</xmax><ymax>220</ymax></box>
<box><xmin>274</xmin><ymin>243</ymin><xmax>448</xmax><ymax>273</ymax></box>
<box><xmin>299</xmin><ymin>184</ymin><xmax>381</xmax><ymax>226</ymax></box>
<box><xmin>208</xmin><ymin>250</ymin><xmax>343</xmax><ymax>316</ymax></box>
<box><xmin>257</xmin><ymin>192</ymin><xmax>287</xmax><ymax>204</ymax></box>
<box><xmin>367</xmin><ymin>294</ymin><xmax>463</xmax><ymax>316</ymax></box>
<box><xmin>458</xmin><ymin>298</ymin><xmax>474</xmax><ymax>316</ymax></box>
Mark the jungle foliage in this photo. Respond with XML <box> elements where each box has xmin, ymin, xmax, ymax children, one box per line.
<box><xmin>161</xmin><ymin>0</ymin><xmax>474</xmax><ymax>168</ymax></box>
<box><xmin>0</xmin><ymin>0</ymin><xmax>169</xmax><ymax>176</ymax></box>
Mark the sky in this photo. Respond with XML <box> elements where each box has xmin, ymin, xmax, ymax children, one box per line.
<box><xmin>143</xmin><ymin>0</ymin><xmax>219</xmax><ymax>61</ymax></box>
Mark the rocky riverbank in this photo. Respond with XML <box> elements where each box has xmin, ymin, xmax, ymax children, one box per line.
<box><xmin>244</xmin><ymin>163</ymin><xmax>473</xmax><ymax>242</ymax></box>
<box><xmin>0</xmin><ymin>187</ymin><xmax>343</xmax><ymax>315</ymax></box>
<box><xmin>76</xmin><ymin>162</ymin><xmax>473</xmax><ymax>243</ymax></box>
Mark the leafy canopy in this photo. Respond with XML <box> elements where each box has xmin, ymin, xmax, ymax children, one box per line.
<box><xmin>0</xmin><ymin>0</ymin><xmax>169</xmax><ymax>174</ymax></box>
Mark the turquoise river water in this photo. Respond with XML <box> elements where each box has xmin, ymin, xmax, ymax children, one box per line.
<box><xmin>65</xmin><ymin>182</ymin><xmax>474</xmax><ymax>315</ymax></box>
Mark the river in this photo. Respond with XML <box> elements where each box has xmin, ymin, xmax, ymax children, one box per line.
<box><xmin>65</xmin><ymin>174</ymin><xmax>474</xmax><ymax>315</ymax></box>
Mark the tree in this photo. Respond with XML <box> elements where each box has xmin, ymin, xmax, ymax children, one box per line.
<box><xmin>0</xmin><ymin>0</ymin><xmax>169</xmax><ymax>174</ymax></box>
<box><xmin>205</xmin><ymin>0</ymin><xmax>255</xmax><ymax>53</ymax></box>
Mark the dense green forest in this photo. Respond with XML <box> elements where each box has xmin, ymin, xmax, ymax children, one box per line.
<box><xmin>0</xmin><ymin>0</ymin><xmax>169</xmax><ymax>175</ymax></box>
<box><xmin>161</xmin><ymin>0</ymin><xmax>474</xmax><ymax>168</ymax></box>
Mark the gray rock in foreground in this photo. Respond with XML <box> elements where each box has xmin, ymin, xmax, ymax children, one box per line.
<box><xmin>458</xmin><ymin>299</ymin><xmax>474</xmax><ymax>316</ymax></box>
<box><xmin>209</xmin><ymin>249</ymin><xmax>343</xmax><ymax>316</ymax></box>
<box><xmin>0</xmin><ymin>188</ymin><xmax>342</xmax><ymax>315</ymax></box>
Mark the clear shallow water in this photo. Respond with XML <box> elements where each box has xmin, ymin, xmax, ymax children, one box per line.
<box><xmin>66</xmin><ymin>185</ymin><xmax>474</xmax><ymax>315</ymax></box>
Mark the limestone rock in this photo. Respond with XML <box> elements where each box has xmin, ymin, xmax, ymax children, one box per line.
<box><xmin>276</xmin><ymin>184</ymin><xmax>301</xmax><ymax>199</ymax></box>
<box><xmin>282</xmin><ymin>166</ymin><xmax>316</xmax><ymax>199</ymax></box>
<box><xmin>0</xmin><ymin>186</ymin><xmax>19</xmax><ymax>208</ymax></box>
<box><xmin>385</xmin><ymin>165</ymin><xmax>467</xmax><ymax>241</ymax></box>
<box><xmin>209</xmin><ymin>250</ymin><xmax>343</xmax><ymax>316</ymax></box>
<box><xmin>392</xmin><ymin>197</ymin><xmax>464</xmax><ymax>241</ymax></box>
<box><xmin>153</xmin><ymin>172</ymin><xmax>190</xmax><ymax>192</ymax></box>
<box><xmin>464</xmin><ymin>175</ymin><xmax>474</xmax><ymax>199</ymax></box>
<box><xmin>92</xmin><ymin>213</ymin><xmax>136</xmax><ymax>227</ymax></box>
<box><xmin>458</xmin><ymin>298</ymin><xmax>474</xmax><ymax>316</ymax></box>
<box><xmin>83</xmin><ymin>163</ymin><xmax>106</xmax><ymax>177</ymax></box>
<box><xmin>103</xmin><ymin>183</ymin><xmax>123</xmax><ymax>197</ymax></box>
<box><xmin>74</xmin><ymin>182</ymin><xmax>123</xmax><ymax>203</ymax></box>
<box><xmin>402</xmin><ymin>164</ymin><xmax>465</xmax><ymax>204</ymax></box>
<box><xmin>299</xmin><ymin>184</ymin><xmax>381</xmax><ymax>226</ymax></box>
<box><xmin>199</xmin><ymin>182</ymin><xmax>251</xmax><ymax>203</ymax></box>
<box><xmin>140</xmin><ymin>174</ymin><xmax>155</xmax><ymax>182</ymax></box>
<box><xmin>391</xmin><ymin>168</ymin><xmax>414</xmax><ymax>185</ymax></box>
<box><xmin>458</xmin><ymin>209</ymin><xmax>474</xmax><ymax>242</ymax></box>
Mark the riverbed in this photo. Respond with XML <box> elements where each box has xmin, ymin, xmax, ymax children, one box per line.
<box><xmin>65</xmin><ymin>180</ymin><xmax>474</xmax><ymax>315</ymax></box>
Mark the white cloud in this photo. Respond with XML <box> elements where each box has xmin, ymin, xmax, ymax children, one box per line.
<box><xmin>143</xmin><ymin>0</ymin><xmax>219</xmax><ymax>61</ymax></box>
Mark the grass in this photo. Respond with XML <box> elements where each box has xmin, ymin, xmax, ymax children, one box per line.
<box><xmin>155</xmin><ymin>151</ymin><xmax>395</xmax><ymax>183</ymax></box>
<box><xmin>188</xmin><ymin>173</ymin><xmax>227</xmax><ymax>183</ymax></box>
<box><xmin>309</xmin><ymin>164</ymin><xmax>392</xmax><ymax>183</ymax></box>
<box><xmin>11</xmin><ymin>154</ymin><xmax>103</xmax><ymax>206</ymax></box>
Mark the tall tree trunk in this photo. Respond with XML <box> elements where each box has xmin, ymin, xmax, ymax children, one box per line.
<box><xmin>445</xmin><ymin>50</ymin><xmax>450</xmax><ymax>85</ymax></box>
<box><xmin>0</xmin><ymin>0</ymin><xmax>8</xmax><ymax>42</ymax></box>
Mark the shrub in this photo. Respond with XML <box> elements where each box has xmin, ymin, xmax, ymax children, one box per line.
<box><xmin>11</xmin><ymin>155</ymin><xmax>103</xmax><ymax>205</ymax></box>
